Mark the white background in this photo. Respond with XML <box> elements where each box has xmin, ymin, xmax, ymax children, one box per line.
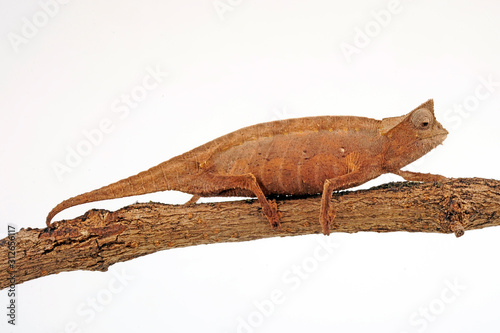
<box><xmin>1</xmin><ymin>1</ymin><xmax>500</xmax><ymax>332</ymax></box>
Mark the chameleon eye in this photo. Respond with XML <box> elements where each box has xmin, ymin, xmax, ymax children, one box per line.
<box><xmin>411</xmin><ymin>108</ymin><xmax>433</xmax><ymax>130</ymax></box>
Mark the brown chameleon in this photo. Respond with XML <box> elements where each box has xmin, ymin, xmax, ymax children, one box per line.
<box><xmin>46</xmin><ymin>99</ymin><xmax>448</xmax><ymax>235</ymax></box>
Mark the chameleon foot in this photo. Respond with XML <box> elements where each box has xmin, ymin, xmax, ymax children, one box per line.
<box><xmin>320</xmin><ymin>205</ymin><xmax>337</xmax><ymax>236</ymax></box>
<box><xmin>262</xmin><ymin>199</ymin><xmax>282</xmax><ymax>229</ymax></box>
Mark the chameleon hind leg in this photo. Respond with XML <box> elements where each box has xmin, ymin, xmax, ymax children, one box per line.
<box><xmin>184</xmin><ymin>195</ymin><xmax>201</xmax><ymax>205</ymax></box>
<box><xmin>193</xmin><ymin>173</ymin><xmax>281</xmax><ymax>229</ymax></box>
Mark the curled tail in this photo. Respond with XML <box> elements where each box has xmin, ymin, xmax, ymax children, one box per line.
<box><xmin>46</xmin><ymin>160</ymin><xmax>182</xmax><ymax>228</ymax></box>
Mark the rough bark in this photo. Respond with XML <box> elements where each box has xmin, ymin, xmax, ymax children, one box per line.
<box><xmin>1</xmin><ymin>177</ymin><xmax>499</xmax><ymax>289</ymax></box>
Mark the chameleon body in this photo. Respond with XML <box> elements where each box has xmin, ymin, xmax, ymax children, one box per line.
<box><xmin>47</xmin><ymin>99</ymin><xmax>448</xmax><ymax>235</ymax></box>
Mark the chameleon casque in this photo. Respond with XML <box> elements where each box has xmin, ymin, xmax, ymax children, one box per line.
<box><xmin>47</xmin><ymin>99</ymin><xmax>448</xmax><ymax>235</ymax></box>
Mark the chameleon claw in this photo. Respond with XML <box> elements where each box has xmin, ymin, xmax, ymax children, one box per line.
<box><xmin>320</xmin><ymin>205</ymin><xmax>337</xmax><ymax>236</ymax></box>
<box><xmin>263</xmin><ymin>199</ymin><xmax>282</xmax><ymax>229</ymax></box>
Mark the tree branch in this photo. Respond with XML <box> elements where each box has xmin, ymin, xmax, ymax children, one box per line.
<box><xmin>1</xmin><ymin>177</ymin><xmax>499</xmax><ymax>289</ymax></box>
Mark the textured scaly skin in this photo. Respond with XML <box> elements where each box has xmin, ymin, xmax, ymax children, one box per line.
<box><xmin>47</xmin><ymin>99</ymin><xmax>448</xmax><ymax>234</ymax></box>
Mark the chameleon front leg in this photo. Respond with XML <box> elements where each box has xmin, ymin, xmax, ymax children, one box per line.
<box><xmin>319</xmin><ymin>170</ymin><xmax>364</xmax><ymax>236</ymax></box>
<box><xmin>392</xmin><ymin>170</ymin><xmax>448</xmax><ymax>182</ymax></box>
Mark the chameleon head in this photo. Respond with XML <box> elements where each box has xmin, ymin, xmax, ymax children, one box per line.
<box><xmin>381</xmin><ymin>99</ymin><xmax>449</xmax><ymax>170</ymax></box>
